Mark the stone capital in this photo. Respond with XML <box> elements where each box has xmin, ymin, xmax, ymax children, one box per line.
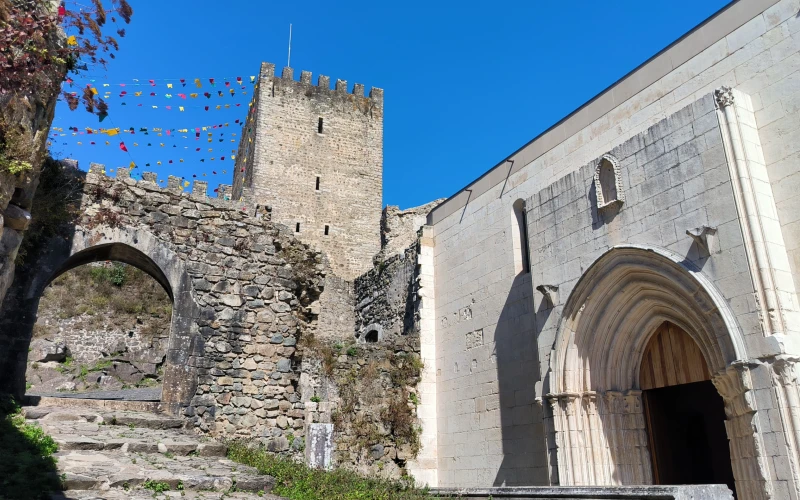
<box><xmin>715</xmin><ymin>86</ymin><xmax>735</xmax><ymax>108</ymax></box>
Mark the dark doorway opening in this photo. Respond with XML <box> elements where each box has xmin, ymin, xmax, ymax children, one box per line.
<box><xmin>643</xmin><ymin>380</ymin><xmax>736</xmax><ymax>495</ymax></box>
<box><xmin>364</xmin><ymin>330</ymin><xmax>378</xmax><ymax>343</ymax></box>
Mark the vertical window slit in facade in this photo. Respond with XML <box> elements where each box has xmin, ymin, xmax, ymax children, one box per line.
<box><xmin>316</xmin><ymin>176</ymin><xmax>320</xmax><ymax>191</ymax></box>
<box><xmin>318</xmin><ymin>117</ymin><xmax>324</xmax><ymax>134</ymax></box>
<box><xmin>324</xmin><ymin>225</ymin><xmax>330</xmax><ymax>236</ymax></box>
<box><xmin>295</xmin><ymin>222</ymin><xmax>300</xmax><ymax>233</ymax></box>
<box><xmin>512</xmin><ymin>199</ymin><xmax>530</xmax><ymax>274</ymax></box>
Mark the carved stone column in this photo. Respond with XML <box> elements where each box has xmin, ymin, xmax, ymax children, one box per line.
<box><xmin>712</xmin><ymin>362</ymin><xmax>773</xmax><ymax>500</ymax></box>
<box><xmin>624</xmin><ymin>390</ymin><xmax>652</xmax><ymax>485</ymax></box>
<box><xmin>546</xmin><ymin>391</ymin><xmax>651</xmax><ymax>487</ymax></box>
<box><xmin>770</xmin><ymin>356</ymin><xmax>800</xmax><ymax>499</ymax></box>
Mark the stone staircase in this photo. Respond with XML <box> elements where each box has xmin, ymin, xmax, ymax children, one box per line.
<box><xmin>22</xmin><ymin>405</ymin><xmax>285</xmax><ymax>500</ymax></box>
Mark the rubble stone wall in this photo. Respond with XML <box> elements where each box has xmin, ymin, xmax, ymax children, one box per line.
<box><xmin>0</xmin><ymin>164</ymin><xmax>326</xmax><ymax>454</ymax></box>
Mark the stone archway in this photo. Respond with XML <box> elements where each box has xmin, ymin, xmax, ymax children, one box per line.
<box><xmin>0</xmin><ymin>224</ymin><xmax>201</xmax><ymax>410</ymax></box>
<box><xmin>544</xmin><ymin>245</ymin><xmax>768</xmax><ymax>499</ymax></box>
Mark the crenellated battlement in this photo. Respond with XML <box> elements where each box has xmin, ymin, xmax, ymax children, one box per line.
<box><xmin>85</xmin><ymin>163</ymin><xmax>254</xmax><ymax>211</ymax></box>
<box><xmin>259</xmin><ymin>61</ymin><xmax>383</xmax><ymax>103</ymax></box>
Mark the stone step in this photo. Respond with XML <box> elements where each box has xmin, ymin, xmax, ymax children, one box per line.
<box><xmin>25</xmin><ymin>395</ymin><xmax>163</xmax><ymax>412</ymax></box>
<box><xmin>25</xmin><ymin>406</ymin><xmax>226</xmax><ymax>457</ymax></box>
<box><xmin>25</xmin><ymin>406</ymin><xmax>183</xmax><ymax>429</ymax></box>
<box><xmin>54</xmin><ymin>491</ymin><xmax>286</xmax><ymax>499</ymax></box>
<box><xmin>56</xmin><ymin>450</ymin><xmax>274</xmax><ymax>494</ymax></box>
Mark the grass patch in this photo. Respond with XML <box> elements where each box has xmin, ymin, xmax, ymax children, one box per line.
<box><xmin>227</xmin><ymin>441</ymin><xmax>431</xmax><ymax>500</ymax></box>
<box><xmin>0</xmin><ymin>395</ymin><xmax>61</xmax><ymax>499</ymax></box>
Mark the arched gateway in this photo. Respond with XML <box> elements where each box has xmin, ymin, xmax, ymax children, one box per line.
<box><xmin>544</xmin><ymin>245</ymin><xmax>769</xmax><ymax>499</ymax></box>
<box><xmin>0</xmin><ymin>224</ymin><xmax>201</xmax><ymax>408</ymax></box>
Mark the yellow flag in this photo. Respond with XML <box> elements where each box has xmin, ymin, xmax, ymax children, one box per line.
<box><xmin>130</xmin><ymin>161</ymin><xmax>136</xmax><ymax>168</ymax></box>
<box><xmin>67</xmin><ymin>35</ymin><xmax>77</xmax><ymax>46</ymax></box>
<box><xmin>107</xmin><ymin>129</ymin><xmax>119</xmax><ymax>136</ymax></box>
<box><xmin>231</xmin><ymin>155</ymin><xmax>236</xmax><ymax>160</ymax></box>
<box><xmin>160</xmin><ymin>143</ymin><xmax>164</xmax><ymax>147</ymax></box>
<box><xmin>167</xmin><ymin>83</ymin><xmax>173</xmax><ymax>88</ymax></box>
<box><xmin>103</xmin><ymin>83</ymin><xmax>110</xmax><ymax>87</ymax></box>
<box><xmin>157</xmin><ymin>161</ymin><xmax>162</xmax><ymax>165</ymax></box>
<box><xmin>77</xmin><ymin>142</ymin><xmax>82</xmax><ymax>145</ymax></box>
<box><xmin>135</xmin><ymin>92</ymin><xmax>142</xmax><ymax>97</ymax></box>
<box><xmin>195</xmin><ymin>79</ymin><xmax>202</xmax><ymax>88</ymax></box>
<box><xmin>250</xmin><ymin>76</ymin><xmax>255</xmax><ymax>83</ymax></box>
<box><xmin>91</xmin><ymin>88</ymin><xmax>98</xmax><ymax>95</ymax></box>
<box><xmin>216</xmin><ymin>105</ymin><xmax>221</xmax><ymax>110</ymax></box>
<box><xmin>184</xmin><ymin>181</ymin><xmax>190</xmax><ymax>186</ymax></box>
<box><xmin>190</xmin><ymin>93</ymin><xmax>198</xmax><ymax>98</ymax></box>
<box><xmin>105</xmin><ymin>141</ymin><xmax>110</xmax><ymax>145</ymax></box>
<box><xmin>179</xmin><ymin>106</ymin><xmax>185</xmax><ymax>112</ymax></box>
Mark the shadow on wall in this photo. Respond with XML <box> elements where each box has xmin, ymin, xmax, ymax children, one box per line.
<box><xmin>491</xmin><ymin>271</ymin><xmax>547</xmax><ymax>486</ymax></box>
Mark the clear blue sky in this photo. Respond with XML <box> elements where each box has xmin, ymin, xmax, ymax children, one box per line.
<box><xmin>51</xmin><ymin>0</ymin><xmax>731</xmax><ymax>209</ymax></box>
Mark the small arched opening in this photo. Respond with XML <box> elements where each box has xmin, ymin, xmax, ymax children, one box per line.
<box><xmin>364</xmin><ymin>329</ymin><xmax>379</xmax><ymax>343</ymax></box>
<box><xmin>594</xmin><ymin>154</ymin><xmax>624</xmax><ymax>212</ymax></box>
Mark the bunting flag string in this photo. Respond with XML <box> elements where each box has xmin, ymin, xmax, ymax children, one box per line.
<box><xmin>64</xmin><ymin>75</ymin><xmax>257</xmax><ymax>88</ymax></box>
<box><xmin>50</xmin><ymin>119</ymin><xmax>243</xmax><ymax>136</ymax></box>
<box><xmin>62</xmin><ymin>88</ymin><xmax>250</xmax><ymax>99</ymax></box>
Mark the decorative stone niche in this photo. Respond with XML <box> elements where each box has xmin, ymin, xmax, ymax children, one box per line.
<box><xmin>594</xmin><ymin>154</ymin><xmax>624</xmax><ymax>211</ymax></box>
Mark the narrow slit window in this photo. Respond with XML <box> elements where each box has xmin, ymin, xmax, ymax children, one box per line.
<box><xmin>318</xmin><ymin>118</ymin><xmax>324</xmax><ymax>134</ymax></box>
<box><xmin>295</xmin><ymin>223</ymin><xmax>300</xmax><ymax>233</ymax></box>
<box><xmin>315</xmin><ymin>176</ymin><xmax>320</xmax><ymax>191</ymax></box>
<box><xmin>512</xmin><ymin>199</ymin><xmax>530</xmax><ymax>274</ymax></box>
<box><xmin>324</xmin><ymin>225</ymin><xmax>330</xmax><ymax>236</ymax></box>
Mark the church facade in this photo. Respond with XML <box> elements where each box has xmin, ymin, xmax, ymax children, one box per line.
<box><xmin>416</xmin><ymin>0</ymin><xmax>800</xmax><ymax>498</ymax></box>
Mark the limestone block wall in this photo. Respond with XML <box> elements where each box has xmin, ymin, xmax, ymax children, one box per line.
<box><xmin>233</xmin><ymin>62</ymin><xmax>383</xmax><ymax>281</ymax></box>
<box><xmin>428</xmin><ymin>0</ymin><xmax>800</xmax><ymax>295</ymax></box>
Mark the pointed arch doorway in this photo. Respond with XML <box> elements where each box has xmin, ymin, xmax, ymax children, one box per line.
<box><xmin>640</xmin><ymin>321</ymin><xmax>735</xmax><ymax>493</ymax></box>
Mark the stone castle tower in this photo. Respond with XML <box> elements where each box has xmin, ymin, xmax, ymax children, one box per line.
<box><xmin>232</xmin><ymin>62</ymin><xmax>384</xmax><ymax>280</ymax></box>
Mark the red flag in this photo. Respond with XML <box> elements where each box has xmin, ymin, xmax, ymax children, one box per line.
<box><xmin>149</xmin><ymin>80</ymin><xmax>155</xmax><ymax>86</ymax></box>
<box><xmin>119</xmin><ymin>142</ymin><xmax>128</xmax><ymax>152</ymax></box>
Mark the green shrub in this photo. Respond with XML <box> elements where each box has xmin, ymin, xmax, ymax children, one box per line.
<box><xmin>227</xmin><ymin>441</ymin><xmax>429</xmax><ymax>500</ymax></box>
<box><xmin>142</xmin><ymin>479</ymin><xmax>170</xmax><ymax>493</ymax></box>
<box><xmin>0</xmin><ymin>395</ymin><xmax>61</xmax><ymax>499</ymax></box>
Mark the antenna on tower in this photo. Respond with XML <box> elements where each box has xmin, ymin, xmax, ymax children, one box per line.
<box><xmin>287</xmin><ymin>24</ymin><xmax>293</xmax><ymax>68</ymax></box>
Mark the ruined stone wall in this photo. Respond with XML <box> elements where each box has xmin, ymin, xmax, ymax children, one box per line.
<box><xmin>297</xmin><ymin>237</ymin><xmax>426</xmax><ymax>478</ymax></box>
<box><xmin>233</xmin><ymin>62</ymin><xmax>383</xmax><ymax>281</ymax></box>
<box><xmin>0</xmin><ymin>39</ymin><xmax>66</xmax><ymax>305</ymax></box>
<box><xmin>0</xmin><ymin>164</ymin><xmax>328</xmax><ymax>454</ymax></box>
<box><xmin>379</xmin><ymin>200</ymin><xmax>444</xmax><ymax>262</ymax></box>
<box><xmin>317</xmin><ymin>275</ymin><xmax>356</xmax><ymax>342</ymax></box>
<box><xmin>354</xmin><ymin>244</ymin><xmax>419</xmax><ymax>343</ymax></box>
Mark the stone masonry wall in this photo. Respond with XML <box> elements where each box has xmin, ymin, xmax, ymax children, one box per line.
<box><xmin>0</xmin><ymin>164</ymin><xmax>327</xmax><ymax>455</ymax></box>
<box><xmin>298</xmin><ymin>237</ymin><xmax>426</xmax><ymax>478</ymax></box>
<box><xmin>355</xmin><ymin>244</ymin><xmax>419</xmax><ymax>343</ymax></box>
<box><xmin>233</xmin><ymin>62</ymin><xmax>383</xmax><ymax>281</ymax></box>
<box><xmin>379</xmin><ymin>200</ymin><xmax>444</xmax><ymax>263</ymax></box>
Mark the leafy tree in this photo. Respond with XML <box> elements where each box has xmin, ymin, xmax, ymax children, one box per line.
<box><xmin>0</xmin><ymin>0</ymin><xmax>134</xmax><ymax>117</ymax></box>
